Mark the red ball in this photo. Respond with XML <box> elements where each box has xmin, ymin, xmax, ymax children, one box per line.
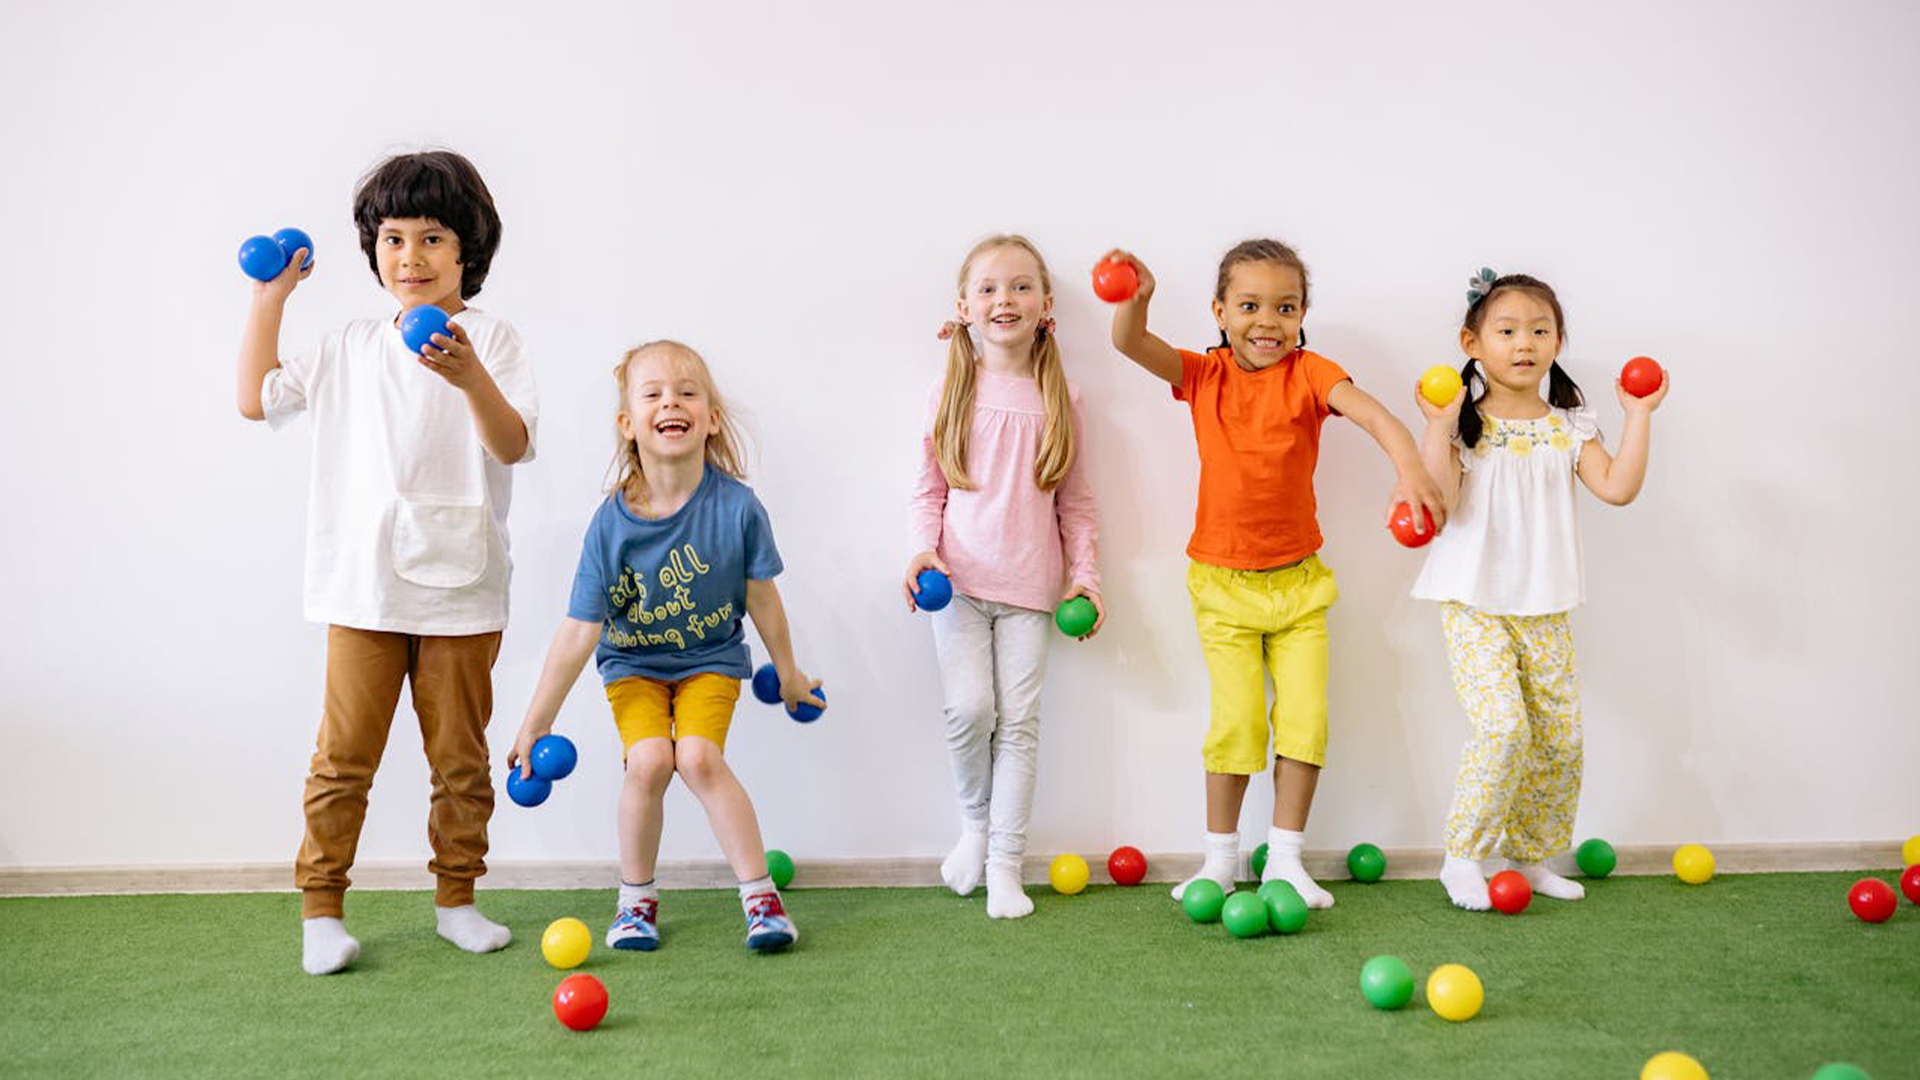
<box><xmin>1107</xmin><ymin>845</ymin><xmax>1148</xmax><ymax>886</ymax></box>
<box><xmin>1902</xmin><ymin>864</ymin><xmax>1920</xmax><ymax>905</ymax></box>
<box><xmin>553</xmin><ymin>973</ymin><xmax>609</xmax><ymax>1031</ymax></box>
<box><xmin>1620</xmin><ymin>356</ymin><xmax>1664</xmax><ymax>398</ymax></box>
<box><xmin>1389</xmin><ymin>502</ymin><xmax>1436</xmax><ymax>548</ymax></box>
<box><xmin>1488</xmin><ymin>869</ymin><xmax>1532</xmax><ymax>915</ymax></box>
<box><xmin>1091</xmin><ymin>259</ymin><xmax>1139</xmax><ymax>303</ymax></box>
<box><xmin>1848</xmin><ymin>878</ymin><xmax>1897</xmax><ymax>923</ymax></box>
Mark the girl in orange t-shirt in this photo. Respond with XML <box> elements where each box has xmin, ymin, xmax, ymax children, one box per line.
<box><xmin>1100</xmin><ymin>239</ymin><xmax>1445</xmax><ymax>908</ymax></box>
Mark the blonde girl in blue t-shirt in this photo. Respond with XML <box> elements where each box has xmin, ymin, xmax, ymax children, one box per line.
<box><xmin>1411</xmin><ymin>271</ymin><xmax>1668</xmax><ymax>910</ymax></box>
<box><xmin>511</xmin><ymin>340</ymin><xmax>823</xmax><ymax>952</ymax></box>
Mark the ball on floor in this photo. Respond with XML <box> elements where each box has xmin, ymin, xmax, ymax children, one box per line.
<box><xmin>1425</xmin><ymin>963</ymin><xmax>1483</xmax><ymax>1021</ymax></box>
<box><xmin>1673</xmin><ymin>844</ymin><xmax>1715</xmax><ymax>885</ymax></box>
<box><xmin>1049</xmin><ymin>854</ymin><xmax>1089</xmax><ymax>895</ymax></box>
<box><xmin>541</xmin><ymin>917</ymin><xmax>592</xmax><ymax>970</ymax></box>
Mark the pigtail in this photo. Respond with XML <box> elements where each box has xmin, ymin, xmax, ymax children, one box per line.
<box><xmin>1456</xmin><ymin>359</ymin><xmax>1486</xmax><ymax>449</ymax></box>
<box><xmin>1546</xmin><ymin>361</ymin><xmax>1585</xmax><ymax>410</ymax></box>
<box><xmin>1032</xmin><ymin>323</ymin><xmax>1076</xmax><ymax>490</ymax></box>
<box><xmin>933</xmin><ymin>327</ymin><xmax>980</xmax><ymax>490</ymax></box>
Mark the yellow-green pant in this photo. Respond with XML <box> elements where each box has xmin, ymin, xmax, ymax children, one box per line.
<box><xmin>1440</xmin><ymin>602</ymin><xmax>1582</xmax><ymax>863</ymax></box>
<box><xmin>1186</xmin><ymin>557</ymin><xmax>1337</xmax><ymax>773</ymax></box>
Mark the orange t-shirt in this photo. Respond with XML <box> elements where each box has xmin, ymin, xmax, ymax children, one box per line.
<box><xmin>1173</xmin><ymin>347</ymin><xmax>1351</xmax><ymax>569</ymax></box>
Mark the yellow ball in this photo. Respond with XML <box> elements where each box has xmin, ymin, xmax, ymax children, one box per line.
<box><xmin>1420</xmin><ymin>364</ymin><xmax>1464</xmax><ymax>407</ymax></box>
<box><xmin>1903</xmin><ymin>834</ymin><xmax>1920</xmax><ymax>867</ymax></box>
<box><xmin>541</xmin><ymin>916</ymin><xmax>592</xmax><ymax>970</ymax></box>
<box><xmin>1048</xmin><ymin>854</ymin><xmax>1090</xmax><ymax>895</ymax></box>
<box><xmin>1641</xmin><ymin>1050</ymin><xmax>1710</xmax><ymax>1080</ymax></box>
<box><xmin>1424</xmin><ymin>963</ymin><xmax>1483</xmax><ymax>1022</ymax></box>
<box><xmin>1673</xmin><ymin>844</ymin><xmax>1715</xmax><ymax>885</ymax></box>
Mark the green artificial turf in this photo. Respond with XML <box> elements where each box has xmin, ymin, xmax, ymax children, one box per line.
<box><xmin>0</xmin><ymin>872</ymin><xmax>1913</xmax><ymax>1080</ymax></box>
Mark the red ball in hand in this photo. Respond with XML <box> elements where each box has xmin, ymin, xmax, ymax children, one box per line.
<box><xmin>1620</xmin><ymin>356</ymin><xmax>1664</xmax><ymax>398</ymax></box>
<box><xmin>1107</xmin><ymin>845</ymin><xmax>1148</xmax><ymax>886</ymax></box>
<box><xmin>1092</xmin><ymin>259</ymin><xmax>1139</xmax><ymax>303</ymax></box>
<box><xmin>1900</xmin><ymin>863</ymin><xmax>1920</xmax><ymax>905</ymax></box>
<box><xmin>1389</xmin><ymin>502</ymin><xmax>1436</xmax><ymax>548</ymax></box>
<box><xmin>1848</xmin><ymin>878</ymin><xmax>1897</xmax><ymax>923</ymax></box>
<box><xmin>1488</xmin><ymin>869</ymin><xmax>1532</xmax><ymax>915</ymax></box>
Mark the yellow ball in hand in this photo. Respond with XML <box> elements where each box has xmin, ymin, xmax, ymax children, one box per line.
<box><xmin>1420</xmin><ymin>364</ymin><xmax>1464</xmax><ymax>407</ymax></box>
<box><xmin>1673</xmin><ymin>844</ymin><xmax>1716</xmax><ymax>885</ymax></box>
<box><xmin>1049</xmin><ymin>854</ymin><xmax>1090</xmax><ymax>895</ymax></box>
<box><xmin>1641</xmin><ymin>1050</ymin><xmax>1710</xmax><ymax>1080</ymax></box>
<box><xmin>1424</xmin><ymin>962</ymin><xmax>1483</xmax><ymax>1022</ymax></box>
<box><xmin>542</xmin><ymin>916</ymin><xmax>593</xmax><ymax>970</ymax></box>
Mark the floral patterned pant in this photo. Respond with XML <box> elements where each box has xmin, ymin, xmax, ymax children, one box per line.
<box><xmin>1440</xmin><ymin>602</ymin><xmax>1583</xmax><ymax>863</ymax></box>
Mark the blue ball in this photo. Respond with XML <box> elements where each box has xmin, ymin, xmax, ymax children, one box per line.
<box><xmin>530</xmin><ymin>734</ymin><xmax>578</xmax><ymax>781</ymax></box>
<box><xmin>238</xmin><ymin>234</ymin><xmax>287</xmax><ymax>281</ymax></box>
<box><xmin>914</xmin><ymin>568</ymin><xmax>952</xmax><ymax>612</ymax></box>
<box><xmin>751</xmin><ymin>663</ymin><xmax>782</xmax><ymax>705</ymax></box>
<box><xmin>505</xmin><ymin>768</ymin><xmax>551</xmax><ymax>808</ymax></box>
<box><xmin>786</xmin><ymin>686</ymin><xmax>826</xmax><ymax>724</ymax></box>
<box><xmin>399</xmin><ymin>304</ymin><xmax>451</xmax><ymax>355</ymax></box>
<box><xmin>271</xmin><ymin>226</ymin><xmax>314</xmax><ymax>270</ymax></box>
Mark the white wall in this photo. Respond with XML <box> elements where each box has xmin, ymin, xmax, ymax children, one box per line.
<box><xmin>2</xmin><ymin>0</ymin><xmax>1915</xmax><ymax>873</ymax></box>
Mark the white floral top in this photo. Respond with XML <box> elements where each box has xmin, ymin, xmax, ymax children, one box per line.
<box><xmin>1411</xmin><ymin>406</ymin><xmax>1601</xmax><ymax>616</ymax></box>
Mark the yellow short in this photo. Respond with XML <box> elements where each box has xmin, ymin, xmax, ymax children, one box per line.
<box><xmin>1186</xmin><ymin>556</ymin><xmax>1338</xmax><ymax>773</ymax></box>
<box><xmin>606</xmin><ymin>672</ymin><xmax>741</xmax><ymax>755</ymax></box>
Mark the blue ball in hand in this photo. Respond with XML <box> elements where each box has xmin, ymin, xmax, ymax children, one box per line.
<box><xmin>505</xmin><ymin>767</ymin><xmax>552</xmax><ymax>808</ymax></box>
<box><xmin>751</xmin><ymin>663</ymin><xmax>782</xmax><ymax>705</ymax></box>
<box><xmin>530</xmin><ymin>734</ymin><xmax>578</xmax><ymax>781</ymax></box>
<box><xmin>914</xmin><ymin>568</ymin><xmax>953</xmax><ymax>612</ymax></box>
<box><xmin>238</xmin><ymin>235</ymin><xmax>287</xmax><ymax>281</ymax></box>
<box><xmin>787</xmin><ymin>686</ymin><xmax>826</xmax><ymax>724</ymax></box>
<box><xmin>400</xmin><ymin>304</ymin><xmax>451</xmax><ymax>355</ymax></box>
<box><xmin>271</xmin><ymin>226</ymin><xmax>314</xmax><ymax>270</ymax></box>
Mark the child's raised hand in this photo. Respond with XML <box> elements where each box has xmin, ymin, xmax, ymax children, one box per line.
<box><xmin>1095</xmin><ymin>249</ymin><xmax>1155</xmax><ymax>303</ymax></box>
<box><xmin>780</xmin><ymin>669</ymin><xmax>825</xmax><ymax>713</ymax></box>
<box><xmin>1617</xmin><ymin>367</ymin><xmax>1671</xmax><ymax>415</ymax></box>
<box><xmin>419</xmin><ymin>321</ymin><xmax>487</xmax><ymax>391</ymax></box>
<box><xmin>902</xmin><ymin>550</ymin><xmax>953</xmax><ymax>611</ymax></box>
<box><xmin>1061</xmin><ymin>584</ymin><xmax>1106</xmax><ymax>640</ymax></box>
<box><xmin>1414</xmin><ymin>375</ymin><xmax>1466</xmax><ymax>426</ymax></box>
<box><xmin>252</xmin><ymin>247</ymin><xmax>312</xmax><ymax>303</ymax></box>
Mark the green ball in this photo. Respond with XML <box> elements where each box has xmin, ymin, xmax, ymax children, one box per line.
<box><xmin>1220</xmin><ymin>892</ymin><xmax>1268</xmax><ymax>938</ymax></box>
<box><xmin>1181</xmin><ymin>878</ymin><xmax>1226</xmax><ymax>923</ymax></box>
<box><xmin>1054</xmin><ymin>596</ymin><xmax>1097</xmax><ymax>637</ymax></box>
<box><xmin>1810</xmin><ymin>1065</ymin><xmax>1872</xmax><ymax>1080</ymax></box>
<box><xmin>1250</xmin><ymin>842</ymin><xmax>1268</xmax><ymax>880</ymax></box>
<box><xmin>1264</xmin><ymin>884</ymin><xmax>1308</xmax><ymax>934</ymax></box>
<box><xmin>1359</xmin><ymin>955</ymin><xmax>1415</xmax><ymax>1010</ymax></box>
<box><xmin>765</xmin><ymin>848</ymin><xmax>795</xmax><ymax>890</ymax></box>
<box><xmin>1347</xmin><ymin>842</ymin><xmax>1386</xmax><ymax>883</ymax></box>
<box><xmin>1575</xmin><ymin>838</ymin><xmax>1617</xmax><ymax>878</ymax></box>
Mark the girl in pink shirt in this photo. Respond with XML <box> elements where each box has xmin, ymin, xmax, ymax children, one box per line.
<box><xmin>905</xmin><ymin>235</ymin><xmax>1102</xmax><ymax>919</ymax></box>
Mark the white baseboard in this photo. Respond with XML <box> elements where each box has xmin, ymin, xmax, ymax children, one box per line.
<box><xmin>0</xmin><ymin>840</ymin><xmax>1901</xmax><ymax>898</ymax></box>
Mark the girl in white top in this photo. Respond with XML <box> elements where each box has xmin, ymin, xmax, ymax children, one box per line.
<box><xmin>1410</xmin><ymin>270</ymin><xmax>1668</xmax><ymax>911</ymax></box>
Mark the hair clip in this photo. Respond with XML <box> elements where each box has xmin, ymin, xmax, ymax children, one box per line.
<box><xmin>937</xmin><ymin>320</ymin><xmax>971</xmax><ymax>341</ymax></box>
<box><xmin>1038</xmin><ymin>317</ymin><xmax>1056</xmax><ymax>337</ymax></box>
<box><xmin>1466</xmin><ymin>267</ymin><xmax>1497</xmax><ymax>306</ymax></box>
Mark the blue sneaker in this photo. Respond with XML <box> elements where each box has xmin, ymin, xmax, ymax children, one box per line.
<box><xmin>743</xmin><ymin>892</ymin><xmax>796</xmax><ymax>952</ymax></box>
<box><xmin>607</xmin><ymin>897</ymin><xmax>660</xmax><ymax>951</ymax></box>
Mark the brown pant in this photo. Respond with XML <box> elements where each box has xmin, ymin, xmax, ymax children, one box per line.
<box><xmin>296</xmin><ymin>625</ymin><xmax>502</xmax><ymax>918</ymax></box>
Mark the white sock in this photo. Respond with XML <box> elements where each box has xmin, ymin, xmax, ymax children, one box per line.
<box><xmin>1171</xmin><ymin>831</ymin><xmax>1239</xmax><ymax>901</ymax></box>
<box><xmin>737</xmin><ymin>875</ymin><xmax>776</xmax><ymax>903</ymax></box>
<box><xmin>1441</xmin><ymin>855</ymin><xmax>1491</xmax><ymax>911</ymax></box>
<box><xmin>436</xmin><ymin>904</ymin><xmax>511</xmax><ymax>954</ymax></box>
<box><xmin>618</xmin><ymin>879</ymin><xmax>659</xmax><ymax>909</ymax></box>
<box><xmin>941</xmin><ymin>821</ymin><xmax>988</xmax><ymax>897</ymax></box>
<box><xmin>1262</xmin><ymin>827</ymin><xmax>1334</xmax><ymax>909</ymax></box>
<box><xmin>985</xmin><ymin>858</ymin><xmax>1033</xmax><ymax>920</ymax></box>
<box><xmin>1517</xmin><ymin>860</ymin><xmax>1586</xmax><ymax>901</ymax></box>
<box><xmin>302</xmin><ymin>916</ymin><xmax>359</xmax><ymax>975</ymax></box>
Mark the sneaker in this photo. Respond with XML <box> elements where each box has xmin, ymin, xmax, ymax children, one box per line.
<box><xmin>607</xmin><ymin>897</ymin><xmax>660</xmax><ymax>951</ymax></box>
<box><xmin>743</xmin><ymin>892</ymin><xmax>797</xmax><ymax>953</ymax></box>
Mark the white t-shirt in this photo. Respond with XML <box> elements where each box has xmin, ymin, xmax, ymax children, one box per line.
<box><xmin>1410</xmin><ymin>406</ymin><xmax>1599</xmax><ymax>616</ymax></box>
<box><xmin>261</xmin><ymin>307</ymin><xmax>539</xmax><ymax>635</ymax></box>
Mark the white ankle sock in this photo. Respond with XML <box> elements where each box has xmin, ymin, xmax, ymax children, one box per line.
<box><xmin>1171</xmin><ymin>831</ymin><xmax>1239</xmax><ymax>901</ymax></box>
<box><xmin>1517</xmin><ymin>860</ymin><xmax>1586</xmax><ymax>900</ymax></box>
<box><xmin>1441</xmin><ymin>855</ymin><xmax>1491</xmax><ymax>911</ymax></box>
<box><xmin>737</xmin><ymin>876</ymin><xmax>776</xmax><ymax>903</ymax></box>
<box><xmin>436</xmin><ymin>904</ymin><xmax>511</xmax><ymax>954</ymax></box>
<box><xmin>1261</xmin><ymin>827</ymin><xmax>1334</xmax><ymax>909</ymax></box>
<box><xmin>985</xmin><ymin>859</ymin><xmax>1033</xmax><ymax>919</ymax></box>
<box><xmin>941</xmin><ymin>821</ymin><xmax>988</xmax><ymax>897</ymax></box>
<box><xmin>302</xmin><ymin>916</ymin><xmax>359</xmax><ymax>975</ymax></box>
<box><xmin>618</xmin><ymin>879</ymin><xmax>659</xmax><ymax>909</ymax></box>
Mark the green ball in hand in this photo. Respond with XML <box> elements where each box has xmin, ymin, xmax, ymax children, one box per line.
<box><xmin>1054</xmin><ymin>596</ymin><xmax>1097</xmax><ymax>637</ymax></box>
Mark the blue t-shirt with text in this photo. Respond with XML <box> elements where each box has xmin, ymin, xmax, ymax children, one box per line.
<box><xmin>567</xmin><ymin>467</ymin><xmax>783</xmax><ymax>684</ymax></box>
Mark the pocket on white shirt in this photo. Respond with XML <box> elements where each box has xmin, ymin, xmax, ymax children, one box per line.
<box><xmin>390</xmin><ymin>496</ymin><xmax>490</xmax><ymax>589</ymax></box>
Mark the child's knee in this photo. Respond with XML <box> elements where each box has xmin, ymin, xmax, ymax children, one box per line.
<box><xmin>624</xmin><ymin>740</ymin><xmax>675</xmax><ymax>792</ymax></box>
<box><xmin>673</xmin><ymin>737</ymin><xmax>727</xmax><ymax>786</ymax></box>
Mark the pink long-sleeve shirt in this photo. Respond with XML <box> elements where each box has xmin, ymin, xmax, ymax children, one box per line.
<box><xmin>909</xmin><ymin>369</ymin><xmax>1100</xmax><ymax>613</ymax></box>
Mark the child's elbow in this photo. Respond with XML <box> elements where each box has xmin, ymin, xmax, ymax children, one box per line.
<box><xmin>237</xmin><ymin>399</ymin><xmax>265</xmax><ymax>422</ymax></box>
